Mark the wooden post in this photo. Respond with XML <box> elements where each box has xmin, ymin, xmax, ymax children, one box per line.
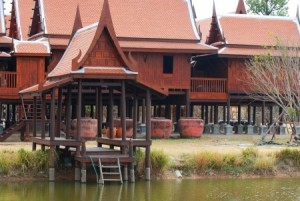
<box><xmin>41</xmin><ymin>93</ymin><xmax>46</xmax><ymax>151</ymax></box>
<box><xmin>96</xmin><ymin>87</ymin><xmax>103</xmax><ymax>147</ymax></box>
<box><xmin>56</xmin><ymin>88</ymin><xmax>62</xmax><ymax>137</ymax></box>
<box><xmin>165</xmin><ymin>103</ymin><xmax>170</xmax><ymax>119</ymax></box>
<box><xmin>186</xmin><ymin>89</ymin><xmax>190</xmax><ymax>117</ymax></box>
<box><xmin>269</xmin><ymin>106</ymin><xmax>273</xmax><ymax>125</ymax></box>
<box><xmin>121</xmin><ymin>81</ymin><xmax>126</xmax><ymax>151</ymax></box>
<box><xmin>76</xmin><ymin>80</ymin><xmax>82</xmax><ymax>142</ymax></box>
<box><xmin>49</xmin><ymin>88</ymin><xmax>56</xmax><ymax>181</ymax></box>
<box><xmin>142</xmin><ymin>99</ymin><xmax>145</xmax><ymax>124</ymax></box>
<box><xmin>253</xmin><ymin>106</ymin><xmax>256</xmax><ymax>125</ymax></box>
<box><xmin>12</xmin><ymin>104</ymin><xmax>16</xmax><ymax>124</ymax></box>
<box><xmin>247</xmin><ymin>105</ymin><xmax>251</xmax><ymax>124</ymax></box>
<box><xmin>238</xmin><ymin>105</ymin><xmax>241</xmax><ymax>124</ymax></box>
<box><xmin>157</xmin><ymin>105</ymin><xmax>162</xmax><ymax>117</ymax></box>
<box><xmin>109</xmin><ymin>87</ymin><xmax>114</xmax><ymax>149</ymax></box>
<box><xmin>226</xmin><ymin>98</ymin><xmax>230</xmax><ymax>125</ymax></box>
<box><xmin>205</xmin><ymin>105</ymin><xmax>209</xmax><ymax>124</ymax></box>
<box><xmin>65</xmin><ymin>86</ymin><xmax>72</xmax><ymax>139</ymax></box>
<box><xmin>201</xmin><ymin>105</ymin><xmax>205</xmax><ymax>119</ymax></box>
<box><xmin>50</xmin><ymin>88</ymin><xmax>56</xmax><ymax>141</ymax></box>
<box><xmin>214</xmin><ymin>105</ymin><xmax>218</xmax><ymax>124</ymax></box>
<box><xmin>175</xmin><ymin>104</ymin><xmax>180</xmax><ymax>122</ymax></box>
<box><xmin>145</xmin><ymin>89</ymin><xmax>151</xmax><ymax>180</ymax></box>
<box><xmin>133</xmin><ymin>95</ymin><xmax>138</xmax><ymax>139</ymax></box>
<box><xmin>262</xmin><ymin>101</ymin><xmax>265</xmax><ymax>125</ymax></box>
<box><xmin>209</xmin><ymin>105</ymin><xmax>213</xmax><ymax>123</ymax></box>
<box><xmin>223</xmin><ymin>106</ymin><xmax>226</xmax><ymax>122</ymax></box>
<box><xmin>32</xmin><ymin>96</ymin><xmax>37</xmax><ymax>151</ymax></box>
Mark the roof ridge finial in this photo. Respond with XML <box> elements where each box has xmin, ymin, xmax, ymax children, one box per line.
<box><xmin>70</xmin><ymin>5</ymin><xmax>83</xmax><ymax>37</ymax></box>
<box><xmin>235</xmin><ymin>0</ymin><xmax>247</xmax><ymax>14</ymax></box>
<box><xmin>212</xmin><ymin>0</ymin><xmax>216</xmax><ymax>17</ymax></box>
<box><xmin>297</xmin><ymin>4</ymin><xmax>299</xmax><ymax>24</ymax></box>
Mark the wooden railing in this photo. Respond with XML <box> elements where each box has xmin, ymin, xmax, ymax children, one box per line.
<box><xmin>0</xmin><ymin>71</ymin><xmax>17</xmax><ymax>88</ymax></box>
<box><xmin>191</xmin><ymin>78</ymin><xmax>227</xmax><ymax>93</ymax></box>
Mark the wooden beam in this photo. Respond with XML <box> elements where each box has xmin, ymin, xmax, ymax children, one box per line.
<box><xmin>56</xmin><ymin>88</ymin><xmax>62</xmax><ymax>137</ymax></box>
<box><xmin>121</xmin><ymin>81</ymin><xmax>126</xmax><ymax>151</ymax></box>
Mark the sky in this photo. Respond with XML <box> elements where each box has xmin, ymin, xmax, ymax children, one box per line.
<box><xmin>3</xmin><ymin>0</ymin><xmax>299</xmax><ymax>18</ymax></box>
<box><xmin>192</xmin><ymin>0</ymin><xmax>299</xmax><ymax>19</ymax></box>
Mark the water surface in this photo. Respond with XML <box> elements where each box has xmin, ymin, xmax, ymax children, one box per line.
<box><xmin>1</xmin><ymin>178</ymin><xmax>300</xmax><ymax>201</ymax></box>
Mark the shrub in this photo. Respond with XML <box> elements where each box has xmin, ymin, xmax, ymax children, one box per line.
<box><xmin>134</xmin><ymin>149</ymin><xmax>169</xmax><ymax>176</ymax></box>
<box><xmin>254</xmin><ymin>154</ymin><xmax>276</xmax><ymax>174</ymax></box>
<box><xmin>16</xmin><ymin>149</ymin><xmax>49</xmax><ymax>174</ymax></box>
<box><xmin>276</xmin><ymin>148</ymin><xmax>300</xmax><ymax>166</ymax></box>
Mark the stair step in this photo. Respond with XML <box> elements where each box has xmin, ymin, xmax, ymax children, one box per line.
<box><xmin>102</xmin><ymin>172</ymin><xmax>120</xmax><ymax>175</ymax></box>
<box><xmin>102</xmin><ymin>165</ymin><xmax>119</xmax><ymax>168</ymax></box>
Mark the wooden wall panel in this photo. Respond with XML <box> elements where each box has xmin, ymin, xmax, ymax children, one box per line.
<box><xmin>133</xmin><ymin>53</ymin><xmax>191</xmax><ymax>94</ymax></box>
<box><xmin>228</xmin><ymin>59</ymin><xmax>250</xmax><ymax>93</ymax></box>
<box><xmin>84</xmin><ymin>31</ymin><xmax>123</xmax><ymax>67</ymax></box>
<box><xmin>17</xmin><ymin>57</ymin><xmax>45</xmax><ymax>90</ymax></box>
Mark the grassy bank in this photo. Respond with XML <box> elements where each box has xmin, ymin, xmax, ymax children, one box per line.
<box><xmin>0</xmin><ymin>134</ymin><xmax>300</xmax><ymax>180</ymax></box>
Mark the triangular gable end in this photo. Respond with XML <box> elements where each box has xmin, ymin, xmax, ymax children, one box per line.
<box><xmin>83</xmin><ymin>29</ymin><xmax>124</xmax><ymax>67</ymax></box>
<box><xmin>72</xmin><ymin>0</ymin><xmax>134</xmax><ymax>71</ymax></box>
<box><xmin>206</xmin><ymin>0</ymin><xmax>224</xmax><ymax>45</ymax></box>
<box><xmin>9</xmin><ymin>1</ymin><xmax>18</xmax><ymax>39</ymax></box>
<box><xmin>297</xmin><ymin>4</ymin><xmax>299</xmax><ymax>24</ymax></box>
<box><xmin>28</xmin><ymin>0</ymin><xmax>43</xmax><ymax>37</ymax></box>
<box><xmin>235</xmin><ymin>0</ymin><xmax>247</xmax><ymax>14</ymax></box>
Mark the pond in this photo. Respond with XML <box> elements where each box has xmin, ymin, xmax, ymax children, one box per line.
<box><xmin>0</xmin><ymin>178</ymin><xmax>300</xmax><ymax>201</ymax></box>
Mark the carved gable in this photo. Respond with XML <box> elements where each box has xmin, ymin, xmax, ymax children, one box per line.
<box><xmin>83</xmin><ymin>28</ymin><xmax>124</xmax><ymax>67</ymax></box>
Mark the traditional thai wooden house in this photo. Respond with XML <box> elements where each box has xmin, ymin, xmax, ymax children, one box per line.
<box><xmin>195</xmin><ymin>0</ymin><xmax>300</xmax><ymax>134</ymax></box>
<box><xmin>15</xmin><ymin>0</ymin><xmax>218</xmax><ymax>182</ymax></box>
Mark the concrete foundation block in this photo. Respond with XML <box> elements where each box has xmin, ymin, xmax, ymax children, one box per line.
<box><xmin>212</xmin><ymin>124</ymin><xmax>220</xmax><ymax>134</ymax></box>
<box><xmin>75</xmin><ymin>167</ymin><xmax>80</xmax><ymax>181</ymax></box>
<box><xmin>49</xmin><ymin>168</ymin><xmax>55</xmax><ymax>182</ymax></box>
<box><xmin>204</xmin><ymin>124</ymin><xmax>212</xmax><ymax>134</ymax></box>
<box><xmin>237</xmin><ymin>124</ymin><xmax>244</xmax><ymax>134</ymax></box>
<box><xmin>225</xmin><ymin>125</ymin><xmax>233</xmax><ymax>135</ymax></box>
<box><xmin>81</xmin><ymin>169</ymin><xmax>86</xmax><ymax>183</ymax></box>
<box><xmin>246</xmin><ymin>125</ymin><xmax>254</xmax><ymax>134</ymax></box>
<box><xmin>259</xmin><ymin>125</ymin><xmax>268</xmax><ymax>135</ymax></box>
<box><xmin>145</xmin><ymin>167</ymin><xmax>151</xmax><ymax>180</ymax></box>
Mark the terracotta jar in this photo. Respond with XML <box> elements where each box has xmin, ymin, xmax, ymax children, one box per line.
<box><xmin>178</xmin><ymin>118</ymin><xmax>204</xmax><ymax>138</ymax></box>
<box><xmin>113</xmin><ymin>118</ymin><xmax>133</xmax><ymax>138</ymax></box>
<box><xmin>151</xmin><ymin>118</ymin><xmax>172</xmax><ymax>138</ymax></box>
<box><xmin>70</xmin><ymin>118</ymin><xmax>98</xmax><ymax>139</ymax></box>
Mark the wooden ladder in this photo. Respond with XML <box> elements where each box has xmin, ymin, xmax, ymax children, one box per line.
<box><xmin>98</xmin><ymin>158</ymin><xmax>123</xmax><ymax>184</ymax></box>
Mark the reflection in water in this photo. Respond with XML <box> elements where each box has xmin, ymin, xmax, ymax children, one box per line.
<box><xmin>1</xmin><ymin>178</ymin><xmax>300</xmax><ymax>201</ymax></box>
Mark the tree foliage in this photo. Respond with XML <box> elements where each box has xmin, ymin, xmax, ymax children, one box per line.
<box><xmin>245</xmin><ymin>0</ymin><xmax>289</xmax><ymax>16</ymax></box>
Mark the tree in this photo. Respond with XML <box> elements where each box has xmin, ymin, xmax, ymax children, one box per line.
<box><xmin>245</xmin><ymin>0</ymin><xmax>289</xmax><ymax>16</ymax></box>
<box><xmin>244</xmin><ymin>39</ymin><xmax>300</xmax><ymax>142</ymax></box>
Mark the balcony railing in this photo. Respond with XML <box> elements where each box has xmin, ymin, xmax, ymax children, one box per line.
<box><xmin>191</xmin><ymin>78</ymin><xmax>227</xmax><ymax>93</ymax></box>
<box><xmin>0</xmin><ymin>71</ymin><xmax>17</xmax><ymax>88</ymax></box>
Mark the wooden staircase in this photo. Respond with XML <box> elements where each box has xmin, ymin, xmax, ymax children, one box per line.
<box><xmin>0</xmin><ymin>96</ymin><xmax>45</xmax><ymax>142</ymax></box>
<box><xmin>0</xmin><ymin>120</ymin><xmax>26</xmax><ymax>142</ymax></box>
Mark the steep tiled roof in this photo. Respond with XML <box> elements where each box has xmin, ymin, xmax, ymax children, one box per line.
<box><xmin>36</xmin><ymin>0</ymin><xmax>199</xmax><ymax>41</ymax></box>
<box><xmin>14</xmin><ymin>0</ymin><xmax>35</xmax><ymax>40</ymax></box>
<box><xmin>48</xmin><ymin>23</ymin><xmax>98</xmax><ymax>77</ymax></box>
<box><xmin>218</xmin><ymin>15</ymin><xmax>300</xmax><ymax>46</ymax></box>
<box><xmin>119</xmin><ymin>40</ymin><xmax>217</xmax><ymax>53</ymax></box>
<box><xmin>13</xmin><ymin>40</ymin><xmax>51</xmax><ymax>56</ymax></box>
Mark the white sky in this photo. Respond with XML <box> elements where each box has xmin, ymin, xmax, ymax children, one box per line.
<box><xmin>3</xmin><ymin>0</ymin><xmax>299</xmax><ymax>18</ymax></box>
<box><xmin>193</xmin><ymin>0</ymin><xmax>299</xmax><ymax>19</ymax></box>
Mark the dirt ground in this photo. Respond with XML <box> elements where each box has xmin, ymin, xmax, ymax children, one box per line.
<box><xmin>1</xmin><ymin>132</ymin><xmax>298</xmax><ymax>155</ymax></box>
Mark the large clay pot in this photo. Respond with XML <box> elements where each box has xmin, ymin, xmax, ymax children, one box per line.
<box><xmin>113</xmin><ymin>118</ymin><xmax>133</xmax><ymax>137</ymax></box>
<box><xmin>178</xmin><ymin>118</ymin><xmax>204</xmax><ymax>138</ymax></box>
<box><xmin>70</xmin><ymin>118</ymin><xmax>98</xmax><ymax>139</ymax></box>
<box><xmin>151</xmin><ymin>118</ymin><xmax>172</xmax><ymax>138</ymax></box>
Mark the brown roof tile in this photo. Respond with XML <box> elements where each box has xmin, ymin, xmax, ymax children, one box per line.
<box><xmin>48</xmin><ymin>23</ymin><xmax>98</xmax><ymax>77</ymax></box>
<box><xmin>218</xmin><ymin>15</ymin><xmax>300</xmax><ymax>46</ymax></box>
<box><xmin>39</xmin><ymin>0</ymin><xmax>200</xmax><ymax>41</ymax></box>
<box><xmin>119</xmin><ymin>40</ymin><xmax>217</xmax><ymax>53</ymax></box>
<box><xmin>13</xmin><ymin>40</ymin><xmax>51</xmax><ymax>55</ymax></box>
<box><xmin>14</xmin><ymin>0</ymin><xmax>35</xmax><ymax>40</ymax></box>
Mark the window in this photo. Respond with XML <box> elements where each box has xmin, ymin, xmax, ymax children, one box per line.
<box><xmin>163</xmin><ymin>56</ymin><xmax>173</xmax><ymax>74</ymax></box>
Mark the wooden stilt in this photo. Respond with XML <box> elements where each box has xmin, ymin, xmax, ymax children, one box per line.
<box><xmin>145</xmin><ymin>89</ymin><xmax>151</xmax><ymax>180</ymax></box>
<box><xmin>65</xmin><ymin>86</ymin><xmax>72</xmax><ymax>139</ymax></box>
<box><xmin>32</xmin><ymin>96</ymin><xmax>37</xmax><ymax>151</ymax></box>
